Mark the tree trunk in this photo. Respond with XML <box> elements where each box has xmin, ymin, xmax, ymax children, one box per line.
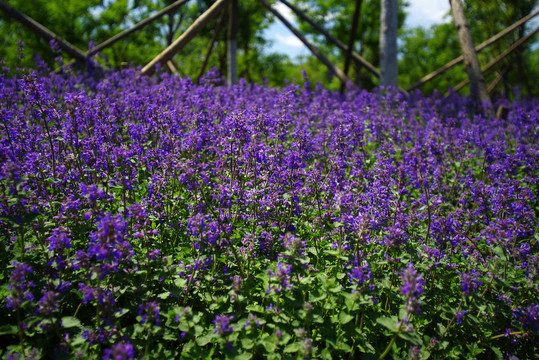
<box><xmin>227</xmin><ymin>0</ymin><xmax>238</xmax><ymax>85</ymax></box>
<box><xmin>450</xmin><ymin>25</ymin><xmax>539</xmax><ymax>94</ymax></box>
<box><xmin>450</xmin><ymin>0</ymin><xmax>491</xmax><ymax>106</ymax></box>
<box><xmin>379</xmin><ymin>0</ymin><xmax>398</xmax><ymax>87</ymax></box>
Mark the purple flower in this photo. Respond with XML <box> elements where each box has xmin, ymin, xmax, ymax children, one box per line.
<box><xmin>302</xmin><ymin>302</ymin><xmax>313</xmax><ymax>312</ymax></box>
<box><xmin>214</xmin><ymin>314</ymin><xmax>234</xmax><ymax>335</ymax></box>
<box><xmin>400</xmin><ymin>263</ymin><xmax>424</xmax><ymax>315</ymax></box>
<box><xmin>78</xmin><ymin>283</ymin><xmax>96</xmax><ymax>304</ymax></box>
<box><xmin>513</xmin><ymin>304</ymin><xmax>539</xmax><ymax>331</ymax></box>
<box><xmin>48</xmin><ymin>226</ymin><xmax>72</xmax><ymax>253</ymax></box>
<box><xmin>301</xmin><ymin>337</ymin><xmax>313</xmax><ymax>358</ymax></box>
<box><xmin>244</xmin><ymin>314</ymin><xmax>260</xmax><ymax>329</ymax></box>
<box><xmin>36</xmin><ymin>290</ymin><xmax>59</xmax><ymax>315</ymax></box>
<box><xmin>408</xmin><ymin>345</ymin><xmax>421</xmax><ymax>360</ymax></box>
<box><xmin>138</xmin><ymin>301</ymin><xmax>160</xmax><ymax>326</ymax></box>
<box><xmin>6</xmin><ymin>261</ymin><xmax>34</xmax><ymax>310</ymax></box>
<box><xmin>103</xmin><ymin>342</ymin><xmax>135</xmax><ymax>360</ymax></box>
<box><xmin>231</xmin><ymin>276</ymin><xmax>242</xmax><ymax>291</ymax></box>
<box><xmin>459</xmin><ymin>270</ymin><xmax>482</xmax><ymax>296</ymax></box>
<box><xmin>282</xmin><ymin>232</ymin><xmax>305</xmax><ymax>253</ymax></box>
<box><xmin>456</xmin><ymin>310</ymin><xmax>467</xmax><ymax>324</ymax></box>
<box><xmin>87</xmin><ymin>213</ymin><xmax>134</xmax><ymax>278</ymax></box>
<box><xmin>267</xmin><ymin>262</ymin><xmax>293</xmax><ymax>292</ymax></box>
<box><xmin>347</xmin><ymin>261</ymin><xmax>371</xmax><ymax>286</ymax></box>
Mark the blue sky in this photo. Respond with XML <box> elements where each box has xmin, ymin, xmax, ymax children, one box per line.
<box><xmin>262</xmin><ymin>0</ymin><xmax>539</xmax><ymax>60</ymax></box>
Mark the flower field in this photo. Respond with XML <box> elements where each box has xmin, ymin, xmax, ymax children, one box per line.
<box><xmin>0</xmin><ymin>67</ymin><xmax>538</xmax><ymax>359</ymax></box>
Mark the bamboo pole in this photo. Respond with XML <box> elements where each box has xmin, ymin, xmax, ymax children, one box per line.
<box><xmin>407</xmin><ymin>9</ymin><xmax>539</xmax><ymax>91</ymax></box>
<box><xmin>259</xmin><ymin>0</ymin><xmax>352</xmax><ymax>85</ymax></box>
<box><xmin>487</xmin><ymin>67</ymin><xmax>509</xmax><ymax>94</ymax></box>
<box><xmin>450</xmin><ymin>0</ymin><xmax>490</xmax><ymax>106</ymax></box>
<box><xmin>227</xmin><ymin>0</ymin><xmax>238</xmax><ymax>85</ymax></box>
<box><xmin>0</xmin><ymin>1</ymin><xmax>87</xmax><ymax>63</ymax></box>
<box><xmin>197</xmin><ymin>8</ymin><xmax>227</xmax><ymax>82</ymax></box>
<box><xmin>90</xmin><ymin>0</ymin><xmax>191</xmax><ymax>56</ymax></box>
<box><xmin>451</xmin><ymin>25</ymin><xmax>539</xmax><ymax>93</ymax></box>
<box><xmin>167</xmin><ymin>60</ymin><xmax>179</xmax><ymax>75</ymax></box>
<box><xmin>141</xmin><ymin>0</ymin><xmax>230</xmax><ymax>76</ymax></box>
<box><xmin>340</xmin><ymin>0</ymin><xmax>362</xmax><ymax>94</ymax></box>
<box><xmin>277</xmin><ymin>0</ymin><xmax>379</xmax><ymax>79</ymax></box>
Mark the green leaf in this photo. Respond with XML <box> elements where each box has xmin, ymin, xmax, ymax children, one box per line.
<box><xmin>261</xmin><ymin>336</ymin><xmax>277</xmax><ymax>353</ymax></box>
<box><xmin>309</xmin><ymin>289</ymin><xmax>327</xmax><ymax>303</ymax></box>
<box><xmin>321</xmin><ymin>348</ymin><xmax>333</xmax><ymax>360</ymax></box>
<box><xmin>336</xmin><ymin>340</ymin><xmax>351</xmax><ymax>351</ymax></box>
<box><xmin>376</xmin><ymin>316</ymin><xmax>398</xmax><ymax>332</ymax></box>
<box><xmin>182</xmin><ymin>340</ymin><xmax>196</xmax><ymax>353</ymax></box>
<box><xmin>241</xmin><ymin>337</ymin><xmax>255</xmax><ymax>350</ymax></box>
<box><xmin>491</xmin><ymin>347</ymin><xmax>503</xmax><ymax>359</ymax></box>
<box><xmin>194</xmin><ymin>325</ymin><xmax>204</xmax><ymax>336</ymax></box>
<box><xmin>158</xmin><ymin>291</ymin><xmax>170</xmax><ymax>299</ymax></box>
<box><xmin>283</xmin><ymin>342</ymin><xmax>301</xmax><ymax>353</ymax></box>
<box><xmin>234</xmin><ymin>352</ymin><xmax>252</xmax><ymax>360</ymax></box>
<box><xmin>196</xmin><ymin>332</ymin><xmax>214</xmax><ymax>346</ymax></box>
<box><xmin>466</xmin><ymin>343</ymin><xmax>484</xmax><ymax>356</ymax></box>
<box><xmin>0</xmin><ymin>324</ymin><xmax>18</xmax><ymax>335</ymax></box>
<box><xmin>61</xmin><ymin>316</ymin><xmax>81</xmax><ymax>328</ymax></box>
<box><xmin>246</xmin><ymin>304</ymin><xmax>265</xmax><ymax>313</ymax></box>
<box><xmin>492</xmin><ymin>246</ymin><xmax>507</xmax><ymax>260</ymax></box>
<box><xmin>339</xmin><ymin>311</ymin><xmax>354</xmax><ymax>325</ymax></box>
<box><xmin>398</xmin><ymin>330</ymin><xmax>422</xmax><ymax>345</ymax></box>
<box><xmin>163</xmin><ymin>330</ymin><xmax>177</xmax><ymax>341</ymax></box>
<box><xmin>437</xmin><ymin>323</ymin><xmax>446</xmax><ymax>336</ymax></box>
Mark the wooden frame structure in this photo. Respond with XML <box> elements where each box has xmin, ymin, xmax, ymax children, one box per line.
<box><xmin>408</xmin><ymin>9</ymin><xmax>539</xmax><ymax>92</ymax></box>
<box><xmin>1</xmin><ymin>0</ymin><xmax>537</xmax><ymax>98</ymax></box>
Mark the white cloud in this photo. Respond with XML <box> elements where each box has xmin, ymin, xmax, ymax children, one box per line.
<box><xmin>274</xmin><ymin>33</ymin><xmax>304</xmax><ymax>48</ymax></box>
<box><xmin>273</xmin><ymin>2</ymin><xmax>296</xmax><ymax>24</ymax></box>
<box><xmin>405</xmin><ymin>0</ymin><xmax>451</xmax><ymax>28</ymax></box>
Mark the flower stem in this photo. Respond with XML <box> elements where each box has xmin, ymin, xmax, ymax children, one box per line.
<box><xmin>442</xmin><ymin>298</ymin><xmax>463</xmax><ymax>337</ymax></box>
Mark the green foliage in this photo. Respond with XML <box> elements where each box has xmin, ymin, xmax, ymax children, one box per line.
<box><xmin>0</xmin><ymin>0</ymin><xmax>537</xmax><ymax>93</ymax></box>
<box><xmin>399</xmin><ymin>0</ymin><xmax>539</xmax><ymax>97</ymax></box>
<box><xmin>0</xmin><ymin>0</ymin><xmax>101</xmax><ymax>69</ymax></box>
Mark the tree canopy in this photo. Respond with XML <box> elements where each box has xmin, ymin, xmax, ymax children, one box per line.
<box><xmin>0</xmin><ymin>0</ymin><xmax>537</xmax><ymax>97</ymax></box>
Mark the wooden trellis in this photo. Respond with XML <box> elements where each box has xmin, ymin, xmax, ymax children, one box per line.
<box><xmin>408</xmin><ymin>9</ymin><xmax>539</xmax><ymax>91</ymax></box>
<box><xmin>1</xmin><ymin>0</ymin><xmax>537</xmax><ymax>100</ymax></box>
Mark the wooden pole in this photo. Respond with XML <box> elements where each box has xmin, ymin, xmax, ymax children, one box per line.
<box><xmin>54</xmin><ymin>0</ymin><xmax>191</xmax><ymax>73</ymax></box>
<box><xmin>166</xmin><ymin>60</ymin><xmax>178</xmax><ymax>75</ymax></box>
<box><xmin>227</xmin><ymin>0</ymin><xmax>238</xmax><ymax>85</ymax></box>
<box><xmin>487</xmin><ymin>67</ymin><xmax>509</xmax><ymax>94</ymax></box>
<box><xmin>259</xmin><ymin>0</ymin><xmax>352</xmax><ymax>85</ymax></box>
<box><xmin>407</xmin><ymin>10</ymin><xmax>539</xmax><ymax>91</ymax></box>
<box><xmin>89</xmin><ymin>0</ymin><xmax>191</xmax><ymax>56</ymax></box>
<box><xmin>380</xmin><ymin>0</ymin><xmax>398</xmax><ymax>87</ymax></box>
<box><xmin>450</xmin><ymin>0</ymin><xmax>491</xmax><ymax>106</ymax></box>
<box><xmin>197</xmin><ymin>8</ymin><xmax>228</xmax><ymax>82</ymax></box>
<box><xmin>277</xmin><ymin>0</ymin><xmax>379</xmax><ymax>79</ymax></box>
<box><xmin>340</xmin><ymin>0</ymin><xmax>362</xmax><ymax>94</ymax></box>
<box><xmin>0</xmin><ymin>1</ymin><xmax>87</xmax><ymax>64</ymax></box>
<box><xmin>141</xmin><ymin>0</ymin><xmax>230</xmax><ymax>76</ymax></box>
<box><xmin>450</xmin><ymin>25</ymin><xmax>539</xmax><ymax>93</ymax></box>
